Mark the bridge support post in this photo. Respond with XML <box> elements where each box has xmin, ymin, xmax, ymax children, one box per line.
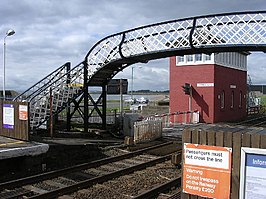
<box><xmin>83</xmin><ymin>61</ymin><xmax>89</xmax><ymax>134</ymax></box>
<box><xmin>102</xmin><ymin>85</ymin><xmax>107</xmax><ymax>129</ymax></box>
<box><xmin>66</xmin><ymin>62</ymin><xmax>71</xmax><ymax>131</ymax></box>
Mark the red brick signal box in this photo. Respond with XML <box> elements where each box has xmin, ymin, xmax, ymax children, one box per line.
<box><xmin>169</xmin><ymin>52</ymin><xmax>248</xmax><ymax>123</ymax></box>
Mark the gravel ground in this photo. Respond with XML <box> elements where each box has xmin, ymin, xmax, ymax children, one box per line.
<box><xmin>72</xmin><ymin>184</ymin><xmax>129</xmax><ymax>199</ymax></box>
<box><xmin>101</xmin><ymin>148</ymin><xmax>129</xmax><ymax>157</ymax></box>
<box><xmin>72</xmin><ymin>160</ymin><xmax>181</xmax><ymax>199</ymax></box>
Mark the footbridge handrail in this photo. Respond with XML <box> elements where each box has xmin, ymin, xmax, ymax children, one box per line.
<box><xmin>84</xmin><ymin>10</ymin><xmax>266</xmax><ymax>79</ymax></box>
<box><xmin>15</xmin><ymin>11</ymin><xmax>266</xmax><ymax>130</ymax></box>
<box><xmin>13</xmin><ymin>62</ymin><xmax>71</xmax><ymax>101</ymax></box>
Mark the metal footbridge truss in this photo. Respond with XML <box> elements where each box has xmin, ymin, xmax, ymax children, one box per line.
<box><xmin>14</xmin><ymin>11</ymin><xmax>266</xmax><ymax>132</ymax></box>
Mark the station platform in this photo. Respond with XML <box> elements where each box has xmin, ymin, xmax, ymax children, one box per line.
<box><xmin>0</xmin><ymin>136</ymin><xmax>49</xmax><ymax>160</ymax></box>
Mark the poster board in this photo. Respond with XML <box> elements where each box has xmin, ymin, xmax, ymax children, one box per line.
<box><xmin>3</xmin><ymin>104</ymin><xmax>14</xmax><ymax>129</ymax></box>
<box><xmin>19</xmin><ymin>105</ymin><xmax>28</xmax><ymax>120</ymax></box>
<box><xmin>239</xmin><ymin>147</ymin><xmax>266</xmax><ymax>199</ymax></box>
<box><xmin>183</xmin><ymin>143</ymin><xmax>232</xmax><ymax>199</ymax></box>
<box><xmin>0</xmin><ymin>101</ymin><xmax>29</xmax><ymax>140</ymax></box>
<box><xmin>107</xmin><ymin>79</ymin><xmax>128</xmax><ymax>94</ymax></box>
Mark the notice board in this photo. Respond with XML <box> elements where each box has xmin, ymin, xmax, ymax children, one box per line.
<box><xmin>239</xmin><ymin>147</ymin><xmax>266</xmax><ymax>199</ymax></box>
<box><xmin>183</xmin><ymin>143</ymin><xmax>232</xmax><ymax>199</ymax></box>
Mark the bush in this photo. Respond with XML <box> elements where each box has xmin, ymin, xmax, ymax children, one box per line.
<box><xmin>157</xmin><ymin>100</ymin><xmax>169</xmax><ymax>106</ymax></box>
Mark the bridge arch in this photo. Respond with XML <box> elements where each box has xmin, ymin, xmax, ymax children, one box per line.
<box><xmin>15</xmin><ymin>11</ymin><xmax>266</xmax><ymax>132</ymax></box>
<box><xmin>84</xmin><ymin>10</ymin><xmax>266</xmax><ymax>86</ymax></box>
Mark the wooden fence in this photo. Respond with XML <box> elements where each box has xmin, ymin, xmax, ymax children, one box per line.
<box><xmin>133</xmin><ymin>120</ymin><xmax>162</xmax><ymax>143</ymax></box>
<box><xmin>0</xmin><ymin>100</ymin><xmax>29</xmax><ymax>141</ymax></box>
<box><xmin>182</xmin><ymin>125</ymin><xmax>266</xmax><ymax>199</ymax></box>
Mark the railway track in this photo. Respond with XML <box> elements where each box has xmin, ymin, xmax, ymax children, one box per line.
<box><xmin>0</xmin><ymin>141</ymin><xmax>182</xmax><ymax>199</ymax></box>
<box><xmin>234</xmin><ymin>115</ymin><xmax>266</xmax><ymax>127</ymax></box>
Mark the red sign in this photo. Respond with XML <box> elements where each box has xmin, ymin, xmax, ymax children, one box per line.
<box><xmin>183</xmin><ymin>143</ymin><xmax>232</xmax><ymax>199</ymax></box>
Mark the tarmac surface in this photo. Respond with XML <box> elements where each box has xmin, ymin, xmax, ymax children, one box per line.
<box><xmin>0</xmin><ymin>136</ymin><xmax>49</xmax><ymax>160</ymax></box>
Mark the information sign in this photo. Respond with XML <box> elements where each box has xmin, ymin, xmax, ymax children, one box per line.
<box><xmin>197</xmin><ymin>83</ymin><xmax>214</xmax><ymax>87</ymax></box>
<box><xmin>183</xmin><ymin>143</ymin><xmax>232</xmax><ymax>199</ymax></box>
<box><xmin>107</xmin><ymin>79</ymin><xmax>128</xmax><ymax>94</ymax></box>
<box><xmin>3</xmin><ymin>104</ymin><xmax>14</xmax><ymax>129</ymax></box>
<box><xmin>239</xmin><ymin>147</ymin><xmax>266</xmax><ymax>199</ymax></box>
<box><xmin>19</xmin><ymin>105</ymin><xmax>28</xmax><ymax>120</ymax></box>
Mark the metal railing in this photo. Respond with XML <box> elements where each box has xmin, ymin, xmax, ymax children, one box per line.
<box><xmin>15</xmin><ymin>11</ymin><xmax>266</xmax><ymax>130</ymax></box>
<box><xmin>144</xmin><ymin>111</ymin><xmax>200</xmax><ymax>128</ymax></box>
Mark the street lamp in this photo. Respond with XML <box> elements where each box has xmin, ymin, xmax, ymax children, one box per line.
<box><xmin>131</xmin><ymin>65</ymin><xmax>142</xmax><ymax>101</ymax></box>
<box><xmin>3</xmin><ymin>29</ymin><xmax>15</xmax><ymax>100</ymax></box>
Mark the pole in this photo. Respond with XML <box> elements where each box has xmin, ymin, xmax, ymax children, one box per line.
<box><xmin>189</xmin><ymin>87</ymin><xmax>193</xmax><ymax>123</ymax></box>
<box><xmin>66</xmin><ymin>62</ymin><xmax>71</xmax><ymax>131</ymax></box>
<box><xmin>3</xmin><ymin>37</ymin><xmax>6</xmax><ymax>100</ymax></box>
<box><xmin>83</xmin><ymin>61</ymin><xmax>89</xmax><ymax>133</ymax></box>
<box><xmin>49</xmin><ymin>87</ymin><xmax>53</xmax><ymax>138</ymax></box>
<box><xmin>131</xmin><ymin>66</ymin><xmax>134</xmax><ymax>101</ymax></box>
<box><xmin>2</xmin><ymin>30</ymin><xmax>15</xmax><ymax>100</ymax></box>
<box><xmin>120</xmin><ymin>79</ymin><xmax>123</xmax><ymax>116</ymax></box>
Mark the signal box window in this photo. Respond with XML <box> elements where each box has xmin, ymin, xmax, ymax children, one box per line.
<box><xmin>177</xmin><ymin>56</ymin><xmax>184</xmax><ymax>63</ymax></box>
<box><xmin>221</xmin><ymin>91</ymin><xmax>225</xmax><ymax>109</ymax></box>
<box><xmin>205</xmin><ymin>54</ymin><xmax>212</xmax><ymax>61</ymax></box>
<box><xmin>231</xmin><ymin>91</ymin><xmax>234</xmax><ymax>109</ymax></box>
<box><xmin>239</xmin><ymin>91</ymin><xmax>242</xmax><ymax>108</ymax></box>
<box><xmin>195</xmin><ymin>54</ymin><xmax>202</xmax><ymax>61</ymax></box>
<box><xmin>187</xmin><ymin>54</ymin><xmax>193</xmax><ymax>62</ymax></box>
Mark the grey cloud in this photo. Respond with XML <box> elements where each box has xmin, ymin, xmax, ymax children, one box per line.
<box><xmin>0</xmin><ymin>0</ymin><xmax>265</xmax><ymax>92</ymax></box>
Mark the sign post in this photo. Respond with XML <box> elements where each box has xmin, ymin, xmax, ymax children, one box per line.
<box><xmin>183</xmin><ymin>143</ymin><xmax>232</xmax><ymax>199</ymax></box>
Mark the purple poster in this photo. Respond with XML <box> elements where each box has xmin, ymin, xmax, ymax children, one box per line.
<box><xmin>3</xmin><ymin>104</ymin><xmax>14</xmax><ymax>129</ymax></box>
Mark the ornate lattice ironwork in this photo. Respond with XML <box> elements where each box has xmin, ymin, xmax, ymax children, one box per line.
<box><xmin>85</xmin><ymin>11</ymin><xmax>266</xmax><ymax>71</ymax></box>
<box><xmin>15</xmin><ymin>11</ymin><xmax>266</xmax><ymax>130</ymax></box>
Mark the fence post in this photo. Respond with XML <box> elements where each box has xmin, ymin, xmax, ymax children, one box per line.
<box><xmin>232</xmin><ymin>132</ymin><xmax>241</xmax><ymax>199</ymax></box>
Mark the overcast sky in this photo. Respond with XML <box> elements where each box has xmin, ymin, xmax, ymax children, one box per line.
<box><xmin>1</xmin><ymin>0</ymin><xmax>266</xmax><ymax>92</ymax></box>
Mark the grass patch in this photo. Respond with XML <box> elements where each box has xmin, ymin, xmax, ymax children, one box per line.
<box><xmin>260</xmin><ymin>95</ymin><xmax>266</xmax><ymax>106</ymax></box>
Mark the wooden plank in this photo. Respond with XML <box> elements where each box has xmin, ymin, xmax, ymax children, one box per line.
<box><xmin>207</xmin><ymin>131</ymin><xmax>215</xmax><ymax>146</ymax></box>
<box><xmin>216</xmin><ymin>131</ymin><xmax>224</xmax><ymax>147</ymax></box>
<box><xmin>231</xmin><ymin>132</ymin><xmax>241</xmax><ymax>199</ymax></box>
<box><xmin>199</xmin><ymin>130</ymin><xmax>207</xmax><ymax>145</ymax></box>
<box><xmin>223</xmin><ymin>131</ymin><xmax>233</xmax><ymax>199</ymax></box>
<box><xmin>224</xmin><ymin>131</ymin><xmax>233</xmax><ymax>148</ymax></box>
<box><xmin>182</xmin><ymin>128</ymin><xmax>191</xmax><ymax>199</ymax></box>
<box><xmin>181</xmin><ymin>193</ymin><xmax>191</xmax><ymax>199</ymax></box>
<box><xmin>192</xmin><ymin>129</ymin><xmax>199</xmax><ymax>144</ymax></box>
<box><xmin>251</xmin><ymin>133</ymin><xmax>261</xmax><ymax>148</ymax></box>
<box><xmin>190</xmin><ymin>129</ymin><xmax>199</xmax><ymax>199</ymax></box>
<box><xmin>242</xmin><ymin>133</ymin><xmax>251</xmax><ymax>147</ymax></box>
<box><xmin>182</xmin><ymin>128</ymin><xmax>192</xmax><ymax>144</ymax></box>
<box><xmin>261</xmin><ymin>134</ymin><xmax>266</xmax><ymax>149</ymax></box>
<box><xmin>197</xmin><ymin>132</ymin><xmax>206</xmax><ymax>199</ymax></box>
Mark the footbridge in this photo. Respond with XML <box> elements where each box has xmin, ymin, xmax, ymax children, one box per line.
<box><xmin>14</xmin><ymin>11</ymin><xmax>266</xmax><ymax>133</ymax></box>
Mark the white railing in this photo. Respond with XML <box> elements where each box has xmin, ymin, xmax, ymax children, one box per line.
<box><xmin>144</xmin><ymin>110</ymin><xmax>200</xmax><ymax>128</ymax></box>
<box><xmin>133</xmin><ymin>120</ymin><xmax>162</xmax><ymax>143</ymax></box>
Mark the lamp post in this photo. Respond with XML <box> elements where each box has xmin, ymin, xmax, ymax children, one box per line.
<box><xmin>3</xmin><ymin>29</ymin><xmax>15</xmax><ymax>100</ymax></box>
<box><xmin>131</xmin><ymin>66</ymin><xmax>142</xmax><ymax>102</ymax></box>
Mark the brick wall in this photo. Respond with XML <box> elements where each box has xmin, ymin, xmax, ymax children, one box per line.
<box><xmin>169</xmin><ymin>56</ymin><xmax>247</xmax><ymax>123</ymax></box>
<box><xmin>213</xmin><ymin>65</ymin><xmax>247</xmax><ymax>122</ymax></box>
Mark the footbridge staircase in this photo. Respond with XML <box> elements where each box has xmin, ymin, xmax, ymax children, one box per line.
<box><xmin>13</xmin><ymin>11</ymin><xmax>266</xmax><ymax>132</ymax></box>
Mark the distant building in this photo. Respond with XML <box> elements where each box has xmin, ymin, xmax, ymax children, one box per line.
<box><xmin>249</xmin><ymin>85</ymin><xmax>266</xmax><ymax>95</ymax></box>
<box><xmin>169</xmin><ymin>52</ymin><xmax>248</xmax><ymax>123</ymax></box>
<box><xmin>0</xmin><ymin>90</ymin><xmax>20</xmax><ymax>100</ymax></box>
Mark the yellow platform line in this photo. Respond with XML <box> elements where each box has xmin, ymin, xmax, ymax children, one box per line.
<box><xmin>0</xmin><ymin>141</ymin><xmax>25</xmax><ymax>147</ymax></box>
